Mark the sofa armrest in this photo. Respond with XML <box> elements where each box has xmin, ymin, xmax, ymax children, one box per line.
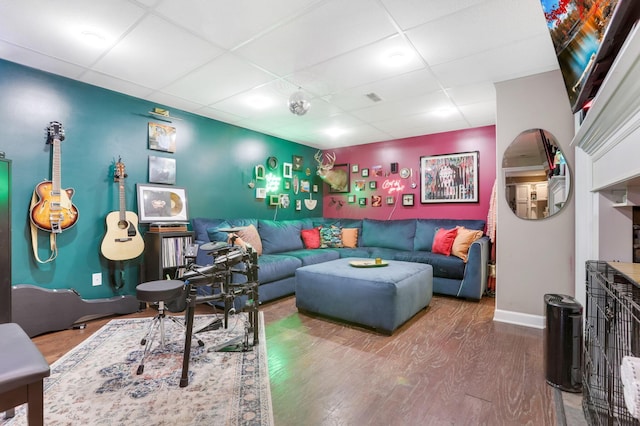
<box><xmin>456</xmin><ymin>236</ymin><xmax>490</xmax><ymax>300</ymax></box>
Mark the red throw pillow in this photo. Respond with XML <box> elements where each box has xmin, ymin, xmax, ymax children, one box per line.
<box><xmin>432</xmin><ymin>227</ymin><xmax>458</xmax><ymax>256</ymax></box>
<box><xmin>300</xmin><ymin>227</ymin><xmax>321</xmax><ymax>249</ymax></box>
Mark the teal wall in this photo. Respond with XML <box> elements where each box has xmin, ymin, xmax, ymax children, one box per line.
<box><xmin>0</xmin><ymin>59</ymin><xmax>322</xmax><ymax>299</ymax></box>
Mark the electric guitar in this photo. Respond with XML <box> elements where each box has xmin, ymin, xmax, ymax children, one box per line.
<box><xmin>101</xmin><ymin>159</ymin><xmax>144</xmax><ymax>261</ymax></box>
<box><xmin>30</xmin><ymin>121</ymin><xmax>79</xmax><ymax>233</ymax></box>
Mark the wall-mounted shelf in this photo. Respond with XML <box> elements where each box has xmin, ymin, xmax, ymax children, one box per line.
<box><xmin>147</xmin><ymin>111</ymin><xmax>182</xmax><ymax>122</ymax></box>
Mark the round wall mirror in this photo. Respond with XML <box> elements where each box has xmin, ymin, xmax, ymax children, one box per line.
<box><xmin>503</xmin><ymin>128</ymin><xmax>571</xmax><ymax>220</ymax></box>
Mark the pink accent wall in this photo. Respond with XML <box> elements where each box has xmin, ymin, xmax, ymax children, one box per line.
<box><xmin>321</xmin><ymin>125</ymin><xmax>496</xmax><ymax>222</ymax></box>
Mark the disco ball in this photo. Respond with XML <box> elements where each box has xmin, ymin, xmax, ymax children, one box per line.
<box><xmin>288</xmin><ymin>90</ymin><xmax>311</xmax><ymax>116</ymax></box>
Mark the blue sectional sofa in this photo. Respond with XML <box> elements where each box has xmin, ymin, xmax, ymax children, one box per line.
<box><xmin>190</xmin><ymin>217</ymin><xmax>490</xmax><ymax>305</ymax></box>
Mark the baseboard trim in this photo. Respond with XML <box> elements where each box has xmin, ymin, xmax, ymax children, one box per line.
<box><xmin>493</xmin><ymin>309</ymin><xmax>545</xmax><ymax>329</ymax></box>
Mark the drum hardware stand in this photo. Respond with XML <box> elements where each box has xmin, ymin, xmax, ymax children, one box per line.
<box><xmin>179</xmin><ymin>244</ymin><xmax>260</xmax><ymax>387</ymax></box>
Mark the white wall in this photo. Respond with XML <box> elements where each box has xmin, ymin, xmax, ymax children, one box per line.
<box><xmin>494</xmin><ymin>70</ymin><xmax>575</xmax><ymax>327</ymax></box>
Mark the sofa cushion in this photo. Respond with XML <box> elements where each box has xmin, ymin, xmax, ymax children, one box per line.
<box><xmin>428</xmin><ymin>253</ymin><xmax>466</xmax><ymax>280</ymax></box>
<box><xmin>320</xmin><ymin>226</ymin><xmax>343</xmax><ymax>248</ymax></box>
<box><xmin>258</xmin><ymin>219</ymin><xmax>304</xmax><ymax>254</ymax></box>
<box><xmin>414</xmin><ymin>219</ymin><xmax>485</xmax><ymax>251</ymax></box>
<box><xmin>300</xmin><ymin>227</ymin><xmax>321</xmax><ymax>249</ymax></box>
<box><xmin>191</xmin><ymin>218</ymin><xmax>227</xmax><ymax>242</ymax></box>
<box><xmin>207</xmin><ymin>221</ymin><xmax>232</xmax><ymax>242</ymax></box>
<box><xmin>280</xmin><ymin>249</ymin><xmax>340</xmax><ymax>266</ymax></box>
<box><xmin>361</xmin><ymin>219</ymin><xmax>416</xmax><ymax>251</ymax></box>
<box><xmin>452</xmin><ymin>227</ymin><xmax>483</xmax><ymax>262</ymax></box>
<box><xmin>432</xmin><ymin>227</ymin><xmax>458</xmax><ymax>256</ymax></box>
<box><xmin>331</xmin><ymin>247</ymin><xmax>371</xmax><ymax>258</ymax></box>
<box><xmin>257</xmin><ymin>254</ymin><xmax>302</xmax><ymax>282</ymax></box>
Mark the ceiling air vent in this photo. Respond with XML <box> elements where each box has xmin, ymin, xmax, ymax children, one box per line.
<box><xmin>365</xmin><ymin>92</ymin><xmax>383</xmax><ymax>102</ymax></box>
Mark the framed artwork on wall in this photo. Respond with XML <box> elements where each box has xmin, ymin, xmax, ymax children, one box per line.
<box><xmin>148</xmin><ymin>122</ymin><xmax>177</xmax><ymax>153</ymax></box>
<box><xmin>369</xmin><ymin>181</ymin><xmax>377</xmax><ymax>189</ymax></box>
<box><xmin>283</xmin><ymin>162</ymin><xmax>293</xmax><ymax>178</ymax></box>
<box><xmin>386</xmin><ymin>196</ymin><xmax>395</xmax><ymax>205</ymax></box>
<box><xmin>348</xmin><ymin>195</ymin><xmax>356</xmax><ymax>203</ymax></box>
<box><xmin>136</xmin><ymin>184</ymin><xmax>188</xmax><ymax>223</ymax></box>
<box><xmin>402</xmin><ymin>193</ymin><xmax>414</xmax><ymax>206</ymax></box>
<box><xmin>148</xmin><ymin>155</ymin><xmax>176</xmax><ymax>184</ymax></box>
<box><xmin>420</xmin><ymin>151</ymin><xmax>478</xmax><ymax>203</ymax></box>
<box><xmin>352</xmin><ymin>164</ymin><xmax>359</xmax><ymax>173</ymax></box>
<box><xmin>361</xmin><ymin>168</ymin><xmax>369</xmax><ymax>177</ymax></box>
<box><xmin>292</xmin><ymin>155</ymin><xmax>303</xmax><ymax>171</ymax></box>
<box><xmin>371</xmin><ymin>195</ymin><xmax>382</xmax><ymax>207</ymax></box>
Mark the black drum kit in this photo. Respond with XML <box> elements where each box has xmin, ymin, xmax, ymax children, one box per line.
<box><xmin>178</xmin><ymin>227</ymin><xmax>260</xmax><ymax>387</ymax></box>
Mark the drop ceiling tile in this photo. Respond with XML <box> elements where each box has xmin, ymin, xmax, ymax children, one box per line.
<box><xmin>162</xmin><ymin>53</ymin><xmax>277</xmax><ymax>105</ymax></box>
<box><xmin>407</xmin><ymin>0</ymin><xmax>550</xmax><ymax>66</ymax></box>
<box><xmin>458</xmin><ymin>101</ymin><xmax>497</xmax><ymax>127</ymax></box>
<box><xmin>380</xmin><ymin>0</ymin><xmax>485</xmax><ymax>30</ymax></box>
<box><xmin>0</xmin><ymin>0</ymin><xmax>146</xmax><ymax>67</ymax></box>
<box><xmin>152</xmin><ymin>0</ymin><xmax>322</xmax><ymax>49</ymax></box>
<box><xmin>350</xmin><ymin>91</ymin><xmax>453</xmax><ymax>123</ymax></box>
<box><xmin>80</xmin><ymin>70</ymin><xmax>155</xmax><ymax>100</ymax></box>
<box><xmin>0</xmin><ymin>40</ymin><xmax>86</xmax><ymax>80</ymax></box>
<box><xmin>92</xmin><ymin>14</ymin><xmax>222</xmax><ymax>88</ymax></box>
<box><xmin>289</xmin><ymin>35</ymin><xmax>426</xmax><ymax>97</ymax></box>
<box><xmin>329</xmin><ymin>68</ymin><xmax>443</xmax><ymax>111</ymax></box>
<box><xmin>431</xmin><ymin>34</ymin><xmax>558</xmax><ymax>87</ymax></box>
<box><xmin>447</xmin><ymin>82</ymin><xmax>496</xmax><ymax>106</ymax></box>
<box><xmin>235</xmin><ymin>0</ymin><xmax>398</xmax><ymax>75</ymax></box>
<box><xmin>377</xmin><ymin>114</ymin><xmax>471</xmax><ymax>139</ymax></box>
<box><xmin>145</xmin><ymin>92</ymin><xmax>206</xmax><ymax>115</ymax></box>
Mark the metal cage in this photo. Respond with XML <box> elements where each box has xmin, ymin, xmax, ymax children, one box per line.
<box><xmin>584</xmin><ymin>261</ymin><xmax>640</xmax><ymax>425</ymax></box>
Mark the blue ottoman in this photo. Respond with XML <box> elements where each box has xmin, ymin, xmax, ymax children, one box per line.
<box><xmin>295</xmin><ymin>258</ymin><xmax>433</xmax><ymax>334</ymax></box>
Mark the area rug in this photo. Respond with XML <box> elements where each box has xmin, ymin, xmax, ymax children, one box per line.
<box><xmin>3</xmin><ymin>313</ymin><xmax>273</xmax><ymax>426</ymax></box>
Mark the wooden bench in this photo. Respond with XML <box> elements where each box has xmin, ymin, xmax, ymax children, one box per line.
<box><xmin>0</xmin><ymin>323</ymin><xmax>50</xmax><ymax>425</ymax></box>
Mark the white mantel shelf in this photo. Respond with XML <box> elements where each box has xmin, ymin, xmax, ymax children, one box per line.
<box><xmin>572</xmin><ymin>24</ymin><xmax>640</xmax><ymax>191</ymax></box>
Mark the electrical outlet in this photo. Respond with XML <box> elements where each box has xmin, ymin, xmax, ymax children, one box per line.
<box><xmin>92</xmin><ymin>272</ymin><xmax>102</xmax><ymax>286</ymax></box>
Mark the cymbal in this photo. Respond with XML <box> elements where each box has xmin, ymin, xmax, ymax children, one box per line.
<box><xmin>200</xmin><ymin>241</ymin><xmax>229</xmax><ymax>251</ymax></box>
<box><xmin>217</xmin><ymin>227</ymin><xmax>246</xmax><ymax>233</ymax></box>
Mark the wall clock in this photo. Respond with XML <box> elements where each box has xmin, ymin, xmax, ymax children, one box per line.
<box><xmin>267</xmin><ymin>156</ymin><xmax>278</xmax><ymax>170</ymax></box>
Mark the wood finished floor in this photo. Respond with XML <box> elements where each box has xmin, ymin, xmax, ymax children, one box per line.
<box><xmin>30</xmin><ymin>295</ymin><xmax>556</xmax><ymax>425</ymax></box>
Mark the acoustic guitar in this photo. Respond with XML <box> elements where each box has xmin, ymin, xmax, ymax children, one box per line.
<box><xmin>101</xmin><ymin>159</ymin><xmax>144</xmax><ymax>261</ymax></box>
<box><xmin>30</xmin><ymin>121</ymin><xmax>79</xmax><ymax>233</ymax></box>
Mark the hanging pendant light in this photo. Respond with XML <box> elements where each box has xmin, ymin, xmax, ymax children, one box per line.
<box><xmin>288</xmin><ymin>89</ymin><xmax>311</xmax><ymax>116</ymax></box>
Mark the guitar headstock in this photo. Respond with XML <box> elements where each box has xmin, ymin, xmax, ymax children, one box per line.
<box><xmin>114</xmin><ymin>158</ymin><xmax>127</xmax><ymax>181</ymax></box>
<box><xmin>46</xmin><ymin>121</ymin><xmax>65</xmax><ymax>144</ymax></box>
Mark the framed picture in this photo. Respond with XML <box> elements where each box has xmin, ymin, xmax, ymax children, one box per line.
<box><xmin>352</xmin><ymin>164</ymin><xmax>359</xmax><ymax>173</ymax></box>
<box><xmin>369</xmin><ymin>181</ymin><xmax>377</xmax><ymax>190</ymax></box>
<box><xmin>358</xmin><ymin>197</ymin><xmax>367</xmax><ymax>206</ymax></box>
<box><xmin>148</xmin><ymin>155</ymin><xmax>176</xmax><ymax>185</ymax></box>
<box><xmin>255</xmin><ymin>165</ymin><xmax>265</xmax><ymax>180</ymax></box>
<box><xmin>295</xmin><ymin>199</ymin><xmax>302</xmax><ymax>211</ymax></box>
<box><xmin>348</xmin><ymin>195</ymin><xmax>356</xmax><ymax>203</ymax></box>
<box><xmin>420</xmin><ymin>151</ymin><xmax>478</xmax><ymax>203</ymax></box>
<box><xmin>293</xmin><ymin>155</ymin><xmax>303</xmax><ymax>171</ymax></box>
<box><xmin>148</xmin><ymin>122</ymin><xmax>176</xmax><ymax>153</ymax></box>
<box><xmin>136</xmin><ymin>184</ymin><xmax>188</xmax><ymax>223</ymax></box>
<box><xmin>372</xmin><ymin>165</ymin><xmax>383</xmax><ymax>177</ymax></box>
<box><xmin>256</xmin><ymin>187</ymin><xmax>267</xmax><ymax>199</ymax></box>
<box><xmin>386</xmin><ymin>196</ymin><xmax>395</xmax><ymax>205</ymax></box>
<box><xmin>354</xmin><ymin>180</ymin><xmax>366</xmax><ymax>191</ymax></box>
<box><xmin>402</xmin><ymin>193</ymin><xmax>414</xmax><ymax>206</ymax></box>
<box><xmin>284</xmin><ymin>180</ymin><xmax>291</xmax><ymax>190</ymax></box>
<box><xmin>371</xmin><ymin>195</ymin><xmax>382</xmax><ymax>207</ymax></box>
<box><xmin>269</xmin><ymin>195</ymin><xmax>280</xmax><ymax>206</ymax></box>
<box><xmin>326</xmin><ymin>163</ymin><xmax>350</xmax><ymax>193</ymax></box>
<box><xmin>361</xmin><ymin>168</ymin><xmax>369</xmax><ymax>177</ymax></box>
<box><xmin>312</xmin><ymin>184</ymin><xmax>318</xmax><ymax>193</ymax></box>
<box><xmin>300</xmin><ymin>180</ymin><xmax>310</xmax><ymax>193</ymax></box>
<box><xmin>283</xmin><ymin>162</ymin><xmax>293</xmax><ymax>178</ymax></box>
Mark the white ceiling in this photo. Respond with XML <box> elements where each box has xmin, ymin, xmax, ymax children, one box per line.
<box><xmin>0</xmin><ymin>0</ymin><xmax>559</xmax><ymax>149</ymax></box>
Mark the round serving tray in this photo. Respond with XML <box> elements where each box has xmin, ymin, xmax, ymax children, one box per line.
<box><xmin>349</xmin><ymin>260</ymin><xmax>389</xmax><ymax>268</ymax></box>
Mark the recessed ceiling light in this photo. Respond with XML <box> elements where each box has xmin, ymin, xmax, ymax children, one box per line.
<box><xmin>386</xmin><ymin>50</ymin><xmax>411</xmax><ymax>67</ymax></box>
<box><xmin>80</xmin><ymin>30</ymin><xmax>107</xmax><ymax>47</ymax></box>
<box><xmin>325</xmin><ymin>127</ymin><xmax>346</xmax><ymax>138</ymax></box>
<box><xmin>432</xmin><ymin>107</ymin><xmax>457</xmax><ymax>118</ymax></box>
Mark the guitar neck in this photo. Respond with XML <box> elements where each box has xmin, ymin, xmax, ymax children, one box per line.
<box><xmin>118</xmin><ymin>176</ymin><xmax>126</xmax><ymax>222</ymax></box>
<box><xmin>51</xmin><ymin>138</ymin><xmax>61</xmax><ymax>196</ymax></box>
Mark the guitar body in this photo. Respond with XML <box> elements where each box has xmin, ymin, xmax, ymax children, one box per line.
<box><xmin>101</xmin><ymin>159</ymin><xmax>144</xmax><ymax>261</ymax></box>
<box><xmin>101</xmin><ymin>210</ymin><xmax>144</xmax><ymax>261</ymax></box>
<box><xmin>29</xmin><ymin>180</ymin><xmax>79</xmax><ymax>232</ymax></box>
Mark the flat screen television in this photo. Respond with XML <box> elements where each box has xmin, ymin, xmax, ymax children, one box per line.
<box><xmin>540</xmin><ymin>0</ymin><xmax>640</xmax><ymax>112</ymax></box>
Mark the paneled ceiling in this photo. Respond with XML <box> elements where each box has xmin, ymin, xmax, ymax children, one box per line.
<box><xmin>0</xmin><ymin>0</ymin><xmax>559</xmax><ymax>148</ymax></box>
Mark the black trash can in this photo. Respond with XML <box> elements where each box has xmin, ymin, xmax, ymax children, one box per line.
<box><xmin>544</xmin><ymin>293</ymin><xmax>583</xmax><ymax>392</ymax></box>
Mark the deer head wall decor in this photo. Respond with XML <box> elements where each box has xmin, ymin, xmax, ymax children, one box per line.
<box><xmin>314</xmin><ymin>150</ymin><xmax>348</xmax><ymax>192</ymax></box>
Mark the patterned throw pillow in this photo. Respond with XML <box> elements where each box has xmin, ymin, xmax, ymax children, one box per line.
<box><xmin>300</xmin><ymin>227</ymin><xmax>321</xmax><ymax>249</ymax></box>
<box><xmin>320</xmin><ymin>226</ymin><xmax>343</xmax><ymax>248</ymax></box>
